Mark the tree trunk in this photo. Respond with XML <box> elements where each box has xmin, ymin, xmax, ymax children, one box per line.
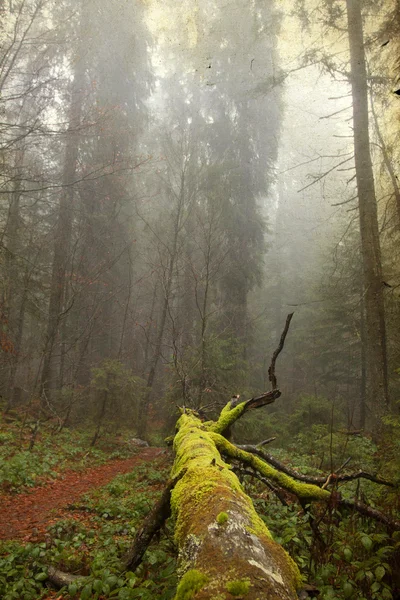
<box><xmin>369</xmin><ymin>86</ymin><xmax>400</xmax><ymax>229</ymax></box>
<box><xmin>6</xmin><ymin>270</ymin><xmax>28</xmax><ymax>410</ymax></box>
<box><xmin>346</xmin><ymin>0</ymin><xmax>389</xmax><ymax>416</ymax></box>
<box><xmin>170</xmin><ymin>407</ymin><xmax>301</xmax><ymax>599</ymax></box>
<box><xmin>359</xmin><ymin>288</ymin><xmax>367</xmax><ymax>429</ymax></box>
<box><xmin>3</xmin><ymin>147</ymin><xmax>24</xmax><ymax>401</ymax></box>
<box><xmin>40</xmin><ymin>22</ymin><xmax>86</xmax><ymax>402</ymax></box>
<box><xmin>138</xmin><ymin>172</ymin><xmax>186</xmax><ymax>439</ymax></box>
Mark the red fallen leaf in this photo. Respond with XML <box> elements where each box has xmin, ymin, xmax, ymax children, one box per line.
<box><xmin>0</xmin><ymin>448</ymin><xmax>162</xmax><ymax>541</ymax></box>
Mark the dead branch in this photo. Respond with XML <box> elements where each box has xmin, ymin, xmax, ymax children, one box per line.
<box><xmin>297</xmin><ymin>157</ymin><xmax>354</xmax><ymax>193</ymax></box>
<box><xmin>223</xmin><ymin>441</ymin><xmax>400</xmax><ymax>531</ymax></box>
<box><xmin>45</xmin><ymin>473</ymin><xmax>184</xmax><ymax>589</ymax></box>
<box><xmin>268</xmin><ymin>313</ymin><xmax>294</xmax><ymax>390</ymax></box>
<box><xmin>47</xmin><ymin>566</ymin><xmax>81</xmax><ymax>588</ymax></box>
<box><xmin>340</xmin><ymin>498</ymin><xmax>400</xmax><ymax>530</ymax></box>
<box><xmin>258</xmin><ymin>437</ymin><xmax>276</xmax><ymax>446</ymax></box>
<box><xmin>230</xmin><ymin>389</ymin><xmax>281</xmax><ymax>410</ymax></box>
<box><xmin>229</xmin><ymin>314</ymin><xmax>294</xmax><ymax>413</ymax></box>
<box><xmin>123</xmin><ymin>477</ymin><xmax>178</xmax><ymax>571</ymax></box>
<box><xmin>234</xmin><ymin>466</ymin><xmax>288</xmax><ymax>506</ymax></box>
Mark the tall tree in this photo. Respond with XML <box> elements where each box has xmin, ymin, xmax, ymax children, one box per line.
<box><xmin>345</xmin><ymin>0</ymin><xmax>389</xmax><ymax>414</ymax></box>
<box><xmin>40</xmin><ymin>1</ymin><xmax>87</xmax><ymax>401</ymax></box>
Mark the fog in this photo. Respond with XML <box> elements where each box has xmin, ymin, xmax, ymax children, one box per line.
<box><xmin>0</xmin><ymin>0</ymin><xmax>398</xmax><ymax>440</ymax></box>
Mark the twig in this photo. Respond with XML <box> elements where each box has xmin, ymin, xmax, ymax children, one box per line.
<box><xmin>257</xmin><ymin>437</ymin><xmax>276</xmax><ymax>447</ymax></box>
<box><xmin>336</xmin><ymin>457</ymin><xmax>351</xmax><ymax>474</ymax></box>
<box><xmin>233</xmin><ymin>467</ymin><xmax>288</xmax><ymax>506</ymax></box>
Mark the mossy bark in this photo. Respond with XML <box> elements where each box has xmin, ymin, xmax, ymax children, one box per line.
<box><xmin>170</xmin><ymin>411</ymin><xmax>301</xmax><ymax>600</ymax></box>
<box><xmin>211</xmin><ymin>434</ymin><xmax>330</xmax><ymax>502</ymax></box>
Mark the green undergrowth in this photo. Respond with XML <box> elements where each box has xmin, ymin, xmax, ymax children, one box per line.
<box><xmin>1</xmin><ymin>408</ymin><xmax>399</xmax><ymax>600</ymax></box>
<box><xmin>245</xmin><ymin>464</ymin><xmax>400</xmax><ymax>600</ymax></box>
<box><xmin>0</xmin><ymin>412</ymin><xmax>140</xmax><ymax>493</ymax></box>
<box><xmin>0</xmin><ymin>457</ymin><xmax>177</xmax><ymax>600</ymax></box>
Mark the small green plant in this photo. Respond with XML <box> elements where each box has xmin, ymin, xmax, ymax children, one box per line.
<box><xmin>0</xmin><ymin>541</ymin><xmax>49</xmax><ymax>600</ymax></box>
<box><xmin>175</xmin><ymin>569</ymin><xmax>208</xmax><ymax>600</ymax></box>
<box><xmin>226</xmin><ymin>578</ymin><xmax>250</xmax><ymax>596</ymax></box>
<box><xmin>216</xmin><ymin>511</ymin><xmax>229</xmax><ymax>525</ymax></box>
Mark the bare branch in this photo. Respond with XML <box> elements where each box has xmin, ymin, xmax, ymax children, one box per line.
<box><xmin>233</xmin><ymin>466</ymin><xmax>288</xmax><ymax>506</ymax></box>
<box><xmin>258</xmin><ymin>437</ymin><xmax>276</xmax><ymax>447</ymax></box>
<box><xmin>297</xmin><ymin>156</ymin><xmax>354</xmax><ymax>193</ymax></box>
<box><xmin>268</xmin><ymin>313</ymin><xmax>294</xmax><ymax>390</ymax></box>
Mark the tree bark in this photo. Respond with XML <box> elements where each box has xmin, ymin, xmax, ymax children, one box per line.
<box><xmin>359</xmin><ymin>286</ymin><xmax>367</xmax><ymax>429</ymax></box>
<box><xmin>171</xmin><ymin>409</ymin><xmax>300</xmax><ymax>600</ymax></box>
<box><xmin>346</xmin><ymin>0</ymin><xmax>389</xmax><ymax>415</ymax></box>
<box><xmin>40</xmin><ymin>9</ymin><xmax>86</xmax><ymax>401</ymax></box>
<box><xmin>42</xmin><ymin>392</ymin><xmax>399</xmax><ymax>596</ymax></box>
<box><xmin>3</xmin><ymin>147</ymin><xmax>24</xmax><ymax>402</ymax></box>
<box><xmin>138</xmin><ymin>169</ymin><xmax>187</xmax><ymax>439</ymax></box>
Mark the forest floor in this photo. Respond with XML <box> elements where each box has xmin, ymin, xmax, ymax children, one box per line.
<box><xmin>0</xmin><ymin>447</ymin><xmax>163</xmax><ymax>542</ymax></box>
<box><xmin>1</xmin><ymin>412</ymin><xmax>398</xmax><ymax>600</ymax></box>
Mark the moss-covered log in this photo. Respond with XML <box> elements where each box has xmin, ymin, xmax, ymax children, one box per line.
<box><xmin>170</xmin><ymin>409</ymin><xmax>301</xmax><ymax>600</ymax></box>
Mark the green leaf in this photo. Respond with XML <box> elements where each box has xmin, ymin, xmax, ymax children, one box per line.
<box><xmin>361</xmin><ymin>536</ymin><xmax>373</xmax><ymax>551</ymax></box>
<box><xmin>34</xmin><ymin>572</ymin><xmax>47</xmax><ymax>582</ymax></box>
<box><xmin>375</xmin><ymin>566</ymin><xmax>385</xmax><ymax>581</ymax></box>
<box><xmin>102</xmin><ymin>583</ymin><xmax>111</xmax><ymax>595</ymax></box>
<box><xmin>68</xmin><ymin>583</ymin><xmax>78</xmax><ymax>596</ymax></box>
<box><xmin>343</xmin><ymin>547</ymin><xmax>352</xmax><ymax>562</ymax></box>
<box><xmin>343</xmin><ymin>582</ymin><xmax>354</xmax><ymax>598</ymax></box>
<box><xmin>80</xmin><ymin>583</ymin><xmax>93</xmax><ymax>600</ymax></box>
<box><xmin>147</xmin><ymin>552</ymin><xmax>158</xmax><ymax>565</ymax></box>
<box><xmin>106</xmin><ymin>575</ymin><xmax>118</xmax><ymax>589</ymax></box>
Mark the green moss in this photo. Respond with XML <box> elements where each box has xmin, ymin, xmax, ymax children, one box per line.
<box><xmin>216</xmin><ymin>511</ymin><xmax>229</xmax><ymax>525</ymax></box>
<box><xmin>209</xmin><ymin>401</ymin><xmax>247</xmax><ymax>434</ymax></box>
<box><xmin>210</xmin><ymin>433</ymin><xmax>330</xmax><ymax>502</ymax></box>
<box><xmin>175</xmin><ymin>569</ymin><xmax>209</xmax><ymax>600</ymax></box>
<box><xmin>170</xmin><ymin>410</ymin><xmax>303</xmax><ymax>595</ymax></box>
<box><xmin>226</xmin><ymin>578</ymin><xmax>250</xmax><ymax>596</ymax></box>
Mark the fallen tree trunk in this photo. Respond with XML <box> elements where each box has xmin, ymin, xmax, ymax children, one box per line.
<box><xmin>170</xmin><ymin>409</ymin><xmax>301</xmax><ymax>600</ymax></box>
<box><xmin>169</xmin><ymin>401</ymin><xmax>400</xmax><ymax>599</ymax></box>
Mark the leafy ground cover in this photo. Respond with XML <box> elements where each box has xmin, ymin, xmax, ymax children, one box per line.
<box><xmin>246</xmin><ymin>453</ymin><xmax>400</xmax><ymax>600</ymax></box>
<box><xmin>0</xmin><ymin>448</ymin><xmax>163</xmax><ymax>541</ymax></box>
<box><xmin>0</xmin><ymin>410</ymin><xmax>140</xmax><ymax>494</ymax></box>
<box><xmin>0</xmin><ymin>452</ymin><xmax>176</xmax><ymax>600</ymax></box>
<box><xmin>0</xmin><ymin>409</ymin><xmax>399</xmax><ymax>600</ymax></box>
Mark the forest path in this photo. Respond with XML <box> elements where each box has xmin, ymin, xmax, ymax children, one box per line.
<box><xmin>0</xmin><ymin>447</ymin><xmax>163</xmax><ymax>542</ymax></box>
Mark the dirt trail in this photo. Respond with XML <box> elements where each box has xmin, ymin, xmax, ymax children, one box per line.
<box><xmin>0</xmin><ymin>447</ymin><xmax>163</xmax><ymax>541</ymax></box>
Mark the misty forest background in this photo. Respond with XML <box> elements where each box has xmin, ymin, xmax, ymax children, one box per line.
<box><xmin>2</xmin><ymin>0</ymin><xmax>400</xmax><ymax>447</ymax></box>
